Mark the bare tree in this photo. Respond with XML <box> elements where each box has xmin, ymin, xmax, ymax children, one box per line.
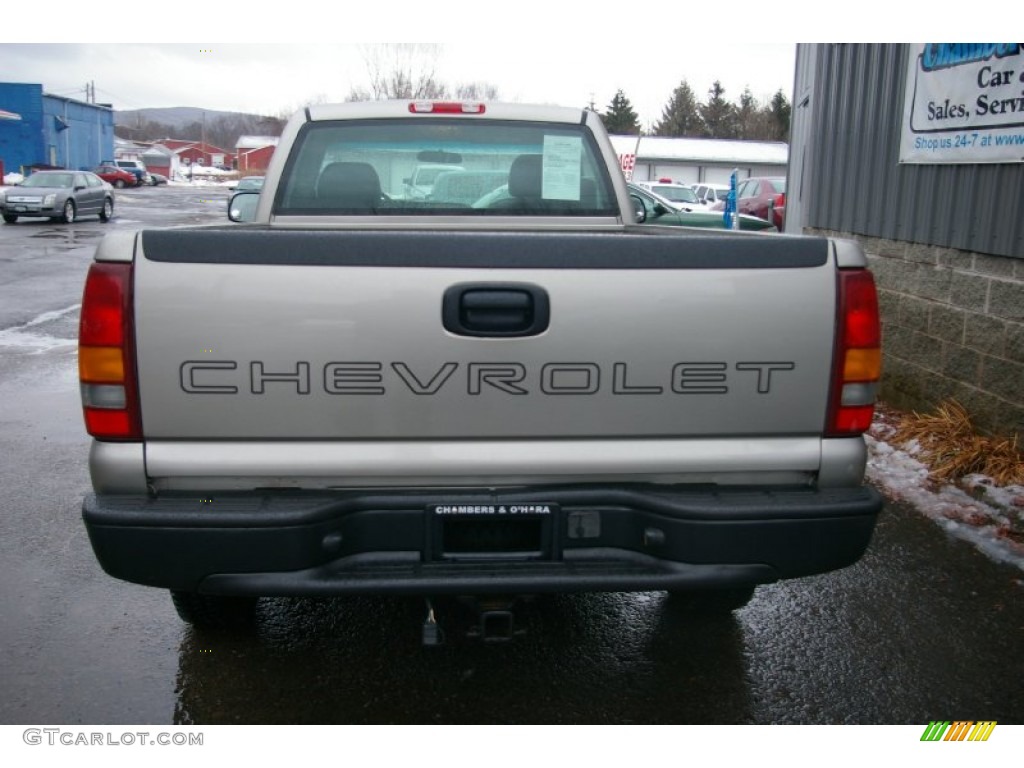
<box><xmin>277</xmin><ymin>93</ymin><xmax>331</xmax><ymax>119</ymax></box>
<box><xmin>352</xmin><ymin>44</ymin><xmax>449</xmax><ymax>100</ymax></box>
<box><xmin>345</xmin><ymin>87</ymin><xmax>373</xmax><ymax>103</ymax></box>
<box><xmin>455</xmin><ymin>82</ymin><xmax>501</xmax><ymax>101</ymax></box>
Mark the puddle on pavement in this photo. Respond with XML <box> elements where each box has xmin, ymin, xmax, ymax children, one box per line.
<box><xmin>30</xmin><ymin>229</ymin><xmax>104</xmax><ymax>243</ymax></box>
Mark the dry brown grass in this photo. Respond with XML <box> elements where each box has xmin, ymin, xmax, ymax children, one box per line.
<box><xmin>891</xmin><ymin>399</ymin><xmax>1024</xmax><ymax>486</ymax></box>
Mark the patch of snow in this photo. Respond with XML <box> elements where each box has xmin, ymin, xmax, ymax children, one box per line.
<box><xmin>0</xmin><ymin>330</ymin><xmax>76</xmax><ymax>351</ymax></box>
<box><xmin>3</xmin><ymin>172</ymin><xmax>25</xmax><ymax>185</ymax></box>
<box><xmin>865</xmin><ymin>433</ymin><xmax>1024</xmax><ymax>571</ymax></box>
<box><xmin>0</xmin><ymin>305</ymin><xmax>80</xmax><ymax>352</ymax></box>
<box><xmin>19</xmin><ymin>304</ymin><xmax>80</xmax><ymax>329</ymax></box>
<box><xmin>168</xmin><ymin>178</ymin><xmax>237</xmax><ymax>189</ymax></box>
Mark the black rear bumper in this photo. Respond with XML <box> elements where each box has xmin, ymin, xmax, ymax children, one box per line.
<box><xmin>82</xmin><ymin>484</ymin><xmax>882</xmax><ymax>596</ymax></box>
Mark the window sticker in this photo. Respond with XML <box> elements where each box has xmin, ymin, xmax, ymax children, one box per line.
<box><xmin>542</xmin><ymin>135</ymin><xmax>582</xmax><ymax>200</ymax></box>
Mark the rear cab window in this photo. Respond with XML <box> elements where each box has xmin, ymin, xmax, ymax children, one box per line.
<box><xmin>273</xmin><ymin>118</ymin><xmax>618</xmax><ymax>217</ymax></box>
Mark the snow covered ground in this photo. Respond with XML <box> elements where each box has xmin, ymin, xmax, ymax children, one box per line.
<box><xmin>3</xmin><ymin>170</ymin><xmax>240</xmax><ymax>190</ymax></box>
<box><xmin>867</xmin><ymin>411</ymin><xmax>1024</xmax><ymax>573</ymax></box>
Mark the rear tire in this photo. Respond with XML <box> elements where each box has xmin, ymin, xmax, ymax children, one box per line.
<box><xmin>99</xmin><ymin>198</ymin><xmax>113</xmax><ymax>222</ymax></box>
<box><xmin>667</xmin><ymin>586</ymin><xmax>756</xmax><ymax>615</ymax></box>
<box><xmin>2</xmin><ymin>214</ymin><xmax>16</xmax><ymax>224</ymax></box>
<box><xmin>114</xmin><ymin>179</ymin><xmax>125</xmax><ymax>189</ymax></box>
<box><xmin>170</xmin><ymin>591</ymin><xmax>258</xmax><ymax>630</ymax></box>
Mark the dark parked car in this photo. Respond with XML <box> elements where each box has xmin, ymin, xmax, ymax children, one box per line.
<box><xmin>94</xmin><ymin>165</ymin><xmax>138</xmax><ymax>189</ymax></box>
<box><xmin>226</xmin><ymin>176</ymin><xmax>264</xmax><ymax>218</ymax></box>
<box><xmin>628</xmin><ymin>183</ymin><xmax>775</xmax><ymax>231</ymax></box>
<box><xmin>1</xmin><ymin>170</ymin><xmax>114</xmax><ymax>224</ymax></box>
<box><xmin>711</xmin><ymin>176</ymin><xmax>786</xmax><ymax>229</ymax></box>
<box><xmin>228</xmin><ymin>175</ymin><xmax>264</xmax><ymax>192</ymax></box>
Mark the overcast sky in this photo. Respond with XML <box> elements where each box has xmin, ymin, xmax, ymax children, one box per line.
<box><xmin>0</xmin><ymin>42</ymin><xmax>796</xmax><ymax>130</ymax></box>
<box><xmin>3</xmin><ymin>5</ymin><xmax>978</xmax><ymax>130</ymax></box>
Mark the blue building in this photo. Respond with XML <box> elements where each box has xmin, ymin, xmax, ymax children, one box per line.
<box><xmin>0</xmin><ymin>82</ymin><xmax>114</xmax><ymax>176</ymax></box>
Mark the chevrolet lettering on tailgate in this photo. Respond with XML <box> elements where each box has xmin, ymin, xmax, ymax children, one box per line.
<box><xmin>178</xmin><ymin>360</ymin><xmax>797</xmax><ymax>396</ymax></box>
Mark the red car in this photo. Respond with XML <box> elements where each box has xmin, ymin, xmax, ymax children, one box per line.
<box><xmin>712</xmin><ymin>176</ymin><xmax>786</xmax><ymax>230</ymax></box>
<box><xmin>93</xmin><ymin>165</ymin><xmax>138</xmax><ymax>189</ymax></box>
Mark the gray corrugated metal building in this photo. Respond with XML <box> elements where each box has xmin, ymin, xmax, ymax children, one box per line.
<box><xmin>789</xmin><ymin>44</ymin><xmax>1024</xmax><ymax>440</ymax></box>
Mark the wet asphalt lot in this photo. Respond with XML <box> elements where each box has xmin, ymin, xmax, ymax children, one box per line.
<box><xmin>0</xmin><ymin>185</ymin><xmax>1021</xmax><ymax>725</ymax></box>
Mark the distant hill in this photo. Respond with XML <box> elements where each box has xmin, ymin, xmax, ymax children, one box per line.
<box><xmin>114</xmin><ymin>107</ymin><xmax>285</xmax><ymax>150</ymax></box>
<box><xmin>115</xmin><ymin>107</ymin><xmax>271</xmax><ymax>131</ymax></box>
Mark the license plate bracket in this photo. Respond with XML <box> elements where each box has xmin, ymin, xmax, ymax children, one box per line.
<box><xmin>427</xmin><ymin>503</ymin><xmax>559</xmax><ymax>561</ymax></box>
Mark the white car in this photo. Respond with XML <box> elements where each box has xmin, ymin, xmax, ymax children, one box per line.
<box><xmin>402</xmin><ymin>163</ymin><xmax>464</xmax><ymax>200</ymax></box>
<box><xmin>692</xmin><ymin>183</ymin><xmax>732</xmax><ymax>207</ymax></box>
<box><xmin>632</xmin><ymin>180</ymin><xmax>707</xmax><ymax>212</ymax></box>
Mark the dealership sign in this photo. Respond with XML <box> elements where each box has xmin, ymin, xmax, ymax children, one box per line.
<box><xmin>618</xmin><ymin>152</ymin><xmax>636</xmax><ymax>180</ymax></box>
<box><xmin>900</xmin><ymin>44</ymin><xmax>1024</xmax><ymax>164</ymax></box>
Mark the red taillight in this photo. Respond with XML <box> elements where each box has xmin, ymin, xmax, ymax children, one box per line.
<box><xmin>79</xmin><ymin>262</ymin><xmax>142</xmax><ymax>440</ymax></box>
<box><xmin>770</xmin><ymin>193</ymin><xmax>786</xmax><ymax>229</ymax></box>
<box><xmin>842</xmin><ymin>272</ymin><xmax>881</xmax><ymax>348</ymax></box>
<box><xmin>83</xmin><ymin>408</ymin><xmax>133</xmax><ymax>438</ymax></box>
<box><xmin>79</xmin><ymin>265</ymin><xmax>126</xmax><ymax>346</ymax></box>
<box><xmin>826</xmin><ymin>269</ymin><xmax>882</xmax><ymax>437</ymax></box>
<box><xmin>408</xmin><ymin>101</ymin><xmax>486</xmax><ymax>114</ymax></box>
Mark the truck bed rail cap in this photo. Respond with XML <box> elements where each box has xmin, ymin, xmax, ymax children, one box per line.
<box><xmin>139</xmin><ymin>229</ymin><xmax>830</xmax><ymax>270</ymax></box>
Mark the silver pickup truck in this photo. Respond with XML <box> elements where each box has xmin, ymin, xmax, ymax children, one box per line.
<box><xmin>79</xmin><ymin>101</ymin><xmax>883</xmax><ymax>636</ymax></box>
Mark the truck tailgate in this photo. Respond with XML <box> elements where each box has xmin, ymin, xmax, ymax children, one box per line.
<box><xmin>133</xmin><ymin>229</ymin><xmax>836</xmax><ymax>443</ymax></box>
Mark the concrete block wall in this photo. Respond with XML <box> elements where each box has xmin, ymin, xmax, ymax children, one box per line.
<box><xmin>810</xmin><ymin>229</ymin><xmax>1024</xmax><ymax>443</ymax></box>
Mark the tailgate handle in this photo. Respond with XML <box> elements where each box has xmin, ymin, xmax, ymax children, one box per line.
<box><xmin>443</xmin><ymin>283</ymin><xmax>550</xmax><ymax>337</ymax></box>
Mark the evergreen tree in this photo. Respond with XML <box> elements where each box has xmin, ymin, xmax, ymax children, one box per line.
<box><xmin>600</xmin><ymin>90</ymin><xmax>640</xmax><ymax>135</ymax></box>
<box><xmin>734</xmin><ymin>87</ymin><xmax>761</xmax><ymax>140</ymax></box>
<box><xmin>699</xmin><ymin>81</ymin><xmax>737</xmax><ymax>139</ymax></box>
<box><xmin>652</xmin><ymin>80</ymin><xmax>703</xmax><ymax>137</ymax></box>
<box><xmin>768</xmin><ymin>89</ymin><xmax>792</xmax><ymax>141</ymax></box>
